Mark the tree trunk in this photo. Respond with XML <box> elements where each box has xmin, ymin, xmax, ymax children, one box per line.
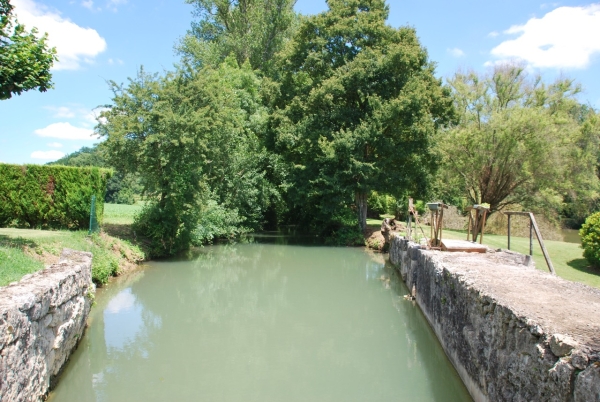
<box><xmin>356</xmin><ymin>191</ymin><xmax>368</xmax><ymax>234</ymax></box>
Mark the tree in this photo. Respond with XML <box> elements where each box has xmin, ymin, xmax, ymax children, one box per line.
<box><xmin>441</xmin><ymin>64</ymin><xmax>599</xmax><ymax>218</ymax></box>
<box><xmin>178</xmin><ymin>0</ymin><xmax>297</xmax><ymax>74</ymax></box>
<box><xmin>0</xmin><ymin>0</ymin><xmax>57</xmax><ymax>99</ymax></box>
<box><xmin>270</xmin><ymin>0</ymin><xmax>453</xmax><ymax>234</ymax></box>
<box><xmin>98</xmin><ymin>59</ymin><xmax>280</xmax><ymax>255</ymax></box>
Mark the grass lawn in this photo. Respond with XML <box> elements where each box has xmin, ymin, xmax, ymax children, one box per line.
<box><xmin>0</xmin><ymin>244</ymin><xmax>44</xmax><ymax>286</ymax></box>
<box><xmin>0</xmin><ymin>225</ymin><xmax>144</xmax><ymax>287</ymax></box>
<box><xmin>103</xmin><ymin>203</ymin><xmax>144</xmax><ymax>225</ymax></box>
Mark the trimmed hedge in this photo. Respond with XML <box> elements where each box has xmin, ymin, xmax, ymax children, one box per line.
<box><xmin>0</xmin><ymin>164</ymin><xmax>111</xmax><ymax>229</ymax></box>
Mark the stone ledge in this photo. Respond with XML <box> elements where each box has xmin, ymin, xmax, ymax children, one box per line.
<box><xmin>0</xmin><ymin>249</ymin><xmax>95</xmax><ymax>402</ymax></box>
<box><xmin>389</xmin><ymin>234</ymin><xmax>600</xmax><ymax>402</ymax></box>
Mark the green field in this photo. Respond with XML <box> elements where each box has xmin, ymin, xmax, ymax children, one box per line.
<box><xmin>103</xmin><ymin>203</ymin><xmax>144</xmax><ymax>225</ymax></box>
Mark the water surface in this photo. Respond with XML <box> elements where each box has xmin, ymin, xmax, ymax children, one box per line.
<box><xmin>49</xmin><ymin>241</ymin><xmax>471</xmax><ymax>401</ymax></box>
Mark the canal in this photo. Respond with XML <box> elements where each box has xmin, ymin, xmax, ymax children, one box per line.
<box><xmin>48</xmin><ymin>238</ymin><xmax>471</xmax><ymax>401</ymax></box>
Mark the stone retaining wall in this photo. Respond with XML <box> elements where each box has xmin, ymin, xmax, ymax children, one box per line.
<box><xmin>389</xmin><ymin>235</ymin><xmax>600</xmax><ymax>402</ymax></box>
<box><xmin>0</xmin><ymin>249</ymin><xmax>95</xmax><ymax>402</ymax></box>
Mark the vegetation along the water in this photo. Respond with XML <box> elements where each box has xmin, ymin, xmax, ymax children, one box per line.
<box><xmin>1</xmin><ymin>0</ymin><xmax>600</xmax><ymax>285</ymax></box>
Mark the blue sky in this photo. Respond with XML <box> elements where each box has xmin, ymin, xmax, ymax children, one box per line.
<box><xmin>1</xmin><ymin>0</ymin><xmax>600</xmax><ymax>164</ymax></box>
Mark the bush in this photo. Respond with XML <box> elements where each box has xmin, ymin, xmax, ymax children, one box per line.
<box><xmin>580</xmin><ymin>212</ymin><xmax>600</xmax><ymax>267</ymax></box>
<box><xmin>0</xmin><ymin>164</ymin><xmax>111</xmax><ymax>229</ymax></box>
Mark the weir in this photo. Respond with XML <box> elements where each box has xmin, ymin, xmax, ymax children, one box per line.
<box><xmin>389</xmin><ymin>234</ymin><xmax>600</xmax><ymax>402</ymax></box>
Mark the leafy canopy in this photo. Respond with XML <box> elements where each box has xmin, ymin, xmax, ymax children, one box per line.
<box><xmin>271</xmin><ymin>0</ymin><xmax>453</xmax><ymax>232</ymax></box>
<box><xmin>0</xmin><ymin>0</ymin><xmax>57</xmax><ymax>99</ymax></box>
<box><xmin>178</xmin><ymin>0</ymin><xmax>297</xmax><ymax>74</ymax></box>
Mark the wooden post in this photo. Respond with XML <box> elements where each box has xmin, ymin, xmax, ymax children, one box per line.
<box><xmin>507</xmin><ymin>214</ymin><xmax>511</xmax><ymax>250</ymax></box>
<box><xmin>529</xmin><ymin>213</ymin><xmax>556</xmax><ymax>275</ymax></box>
<box><xmin>529</xmin><ymin>220</ymin><xmax>533</xmax><ymax>256</ymax></box>
<box><xmin>408</xmin><ymin>198</ymin><xmax>413</xmax><ymax>241</ymax></box>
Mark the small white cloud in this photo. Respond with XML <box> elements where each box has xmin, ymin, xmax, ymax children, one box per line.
<box><xmin>31</xmin><ymin>150</ymin><xmax>65</xmax><ymax>160</ymax></box>
<box><xmin>540</xmin><ymin>2</ymin><xmax>560</xmax><ymax>10</ymax></box>
<box><xmin>490</xmin><ymin>4</ymin><xmax>600</xmax><ymax>69</ymax></box>
<box><xmin>81</xmin><ymin>0</ymin><xmax>94</xmax><ymax>10</ymax></box>
<box><xmin>106</xmin><ymin>0</ymin><xmax>127</xmax><ymax>12</ymax></box>
<box><xmin>47</xmin><ymin>142</ymin><xmax>63</xmax><ymax>148</ymax></box>
<box><xmin>12</xmin><ymin>0</ymin><xmax>107</xmax><ymax>70</ymax></box>
<box><xmin>34</xmin><ymin>122</ymin><xmax>96</xmax><ymax>140</ymax></box>
<box><xmin>488</xmin><ymin>31</ymin><xmax>499</xmax><ymax>38</ymax></box>
<box><xmin>45</xmin><ymin>105</ymin><xmax>76</xmax><ymax>118</ymax></box>
<box><xmin>447</xmin><ymin>47</ymin><xmax>465</xmax><ymax>58</ymax></box>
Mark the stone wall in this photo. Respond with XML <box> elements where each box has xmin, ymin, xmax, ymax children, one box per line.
<box><xmin>0</xmin><ymin>249</ymin><xmax>95</xmax><ymax>402</ymax></box>
<box><xmin>389</xmin><ymin>235</ymin><xmax>600</xmax><ymax>402</ymax></box>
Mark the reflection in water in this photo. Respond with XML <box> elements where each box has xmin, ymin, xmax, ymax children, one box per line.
<box><xmin>49</xmin><ymin>242</ymin><xmax>471</xmax><ymax>402</ymax></box>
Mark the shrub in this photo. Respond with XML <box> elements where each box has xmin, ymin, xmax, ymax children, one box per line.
<box><xmin>581</xmin><ymin>212</ymin><xmax>600</xmax><ymax>267</ymax></box>
<box><xmin>0</xmin><ymin>164</ymin><xmax>111</xmax><ymax>229</ymax></box>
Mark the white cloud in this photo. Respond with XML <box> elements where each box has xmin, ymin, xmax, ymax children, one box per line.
<box><xmin>12</xmin><ymin>0</ymin><xmax>107</xmax><ymax>70</ymax></box>
<box><xmin>490</xmin><ymin>4</ymin><xmax>600</xmax><ymax>69</ymax></box>
<box><xmin>34</xmin><ymin>122</ymin><xmax>96</xmax><ymax>140</ymax></box>
<box><xmin>447</xmin><ymin>47</ymin><xmax>465</xmax><ymax>58</ymax></box>
<box><xmin>81</xmin><ymin>0</ymin><xmax>94</xmax><ymax>10</ymax></box>
<box><xmin>31</xmin><ymin>150</ymin><xmax>65</xmax><ymax>160</ymax></box>
<box><xmin>488</xmin><ymin>31</ymin><xmax>499</xmax><ymax>38</ymax></box>
<box><xmin>47</xmin><ymin>142</ymin><xmax>63</xmax><ymax>148</ymax></box>
<box><xmin>106</xmin><ymin>0</ymin><xmax>127</xmax><ymax>12</ymax></box>
<box><xmin>45</xmin><ymin>105</ymin><xmax>76</xmax><ymax>118</ymax></box>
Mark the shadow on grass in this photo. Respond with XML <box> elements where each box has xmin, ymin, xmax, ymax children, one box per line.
<box><xmin>567</xmin><ymin>258</ymin><xmax>600</xmax><ymax>277</ymax></box>
<box><xmin>0</xmin><ymin>235</ymin><xmax>38</xmax><ymax>249</ymax></box>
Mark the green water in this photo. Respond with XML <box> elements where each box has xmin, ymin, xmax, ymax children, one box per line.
<box><xmin>48</xmin><ymin>241</ymin><xmax>471</xmax><ymax>402</ymax></box>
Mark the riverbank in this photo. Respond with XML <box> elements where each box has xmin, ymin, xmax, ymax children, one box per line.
<box><xmin>0</xmin><ymin>204</ymin><xmax>146</xmax><ymax>287</ymax></box>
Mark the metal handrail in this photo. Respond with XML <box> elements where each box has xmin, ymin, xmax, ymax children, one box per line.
<box><xmin>504</xmin><ymin>211</ymin><xmax>556</xmax><ymax>275</ymax></box>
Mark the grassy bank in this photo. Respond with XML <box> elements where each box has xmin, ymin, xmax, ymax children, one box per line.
<box><xmin>0</xmin><ymin>203</ymin><xmax>146</xmax><ymax>287</ymax></box>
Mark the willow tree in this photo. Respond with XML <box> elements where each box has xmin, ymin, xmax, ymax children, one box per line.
<box><xmin>270</xmin><ymin>0</ymin><xmax>453</xmax><ymax>233</ymax></box>
<box><xmin>441</xmin><ymin>64</ymin><xmax>597</xmax><ymax>216</ymax></box>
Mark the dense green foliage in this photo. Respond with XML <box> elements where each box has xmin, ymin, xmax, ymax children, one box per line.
<box><xmin>93</xmin><ymin>0</ymin><xmax>600</xmax><ymax>256</ymax></box>
<box><xmin>178</xmin><ymin>0</ymin><xmax>297</xmax><ymax>73</ymax></box>
<box><xmin>270</xmin><ymin>0</ymin><xmax>453</xmax><ymax>234</ymax></box>
<box><xmin>50</xmin><ymin>145</ymin><xmax>142</xmax><ymax>205</ymax></box>
<box><xmin>98</xmin><ymin>59</ymin><xmax>281</xmax><ymax>256</ymax></box>
<box><xmin>0</xmin><ymin>0</ymin><xmax>56</xmax><ymax>99</ymax></box>
<box><xmin>439</xmin><ymin>65</ymin><xmax>600</xmax><ymax>224</ymax></box>
<box><xmin>0</xmin><ymin>164</ymin><xmax>110</xmax><ymax>229</ymax></box>
<box><xmin>581</xmin><ymin>212</ymin><xmax>600</xmax><ymax>268</ymax></box>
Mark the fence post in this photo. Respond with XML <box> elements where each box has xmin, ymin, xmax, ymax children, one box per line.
<box><xmin>88</xmin><ymin>195</ymin><xmax>97</xmax><ymax>235</ymax></box>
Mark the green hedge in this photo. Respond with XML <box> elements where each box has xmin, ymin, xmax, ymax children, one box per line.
<box><xmin>581</xmin><ymin>211</ymin><xmax>600</xmax><ymax>268</ymax></box>
<box><xmin>0</xmin><ymin>164</ymin><xmax>111</xmax><ymax>229</ymax></box>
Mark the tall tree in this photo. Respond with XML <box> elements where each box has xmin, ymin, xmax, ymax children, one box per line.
<box><xmin>270</xmin><ymin>0</ymin><xmax>453</xmax><ymax>233</ymax></box>
<box><xmin>178</xmin><ymin>0</ymin><xmax>297</xmax><ymax>74</ymax></box>
<box><xmin>442</xmin><ymin>64</ymin><xmax>599</xmax><ymax>217</ymax></box>
<box><xmin>0</xmin><ymin>0</ymin><xmax>56</xmax><ymax>99</ymax></box>
<box><xmin>98</xmin><ymin>59</ymin><xmax>279</xmax><ymax>255</ymax></box>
